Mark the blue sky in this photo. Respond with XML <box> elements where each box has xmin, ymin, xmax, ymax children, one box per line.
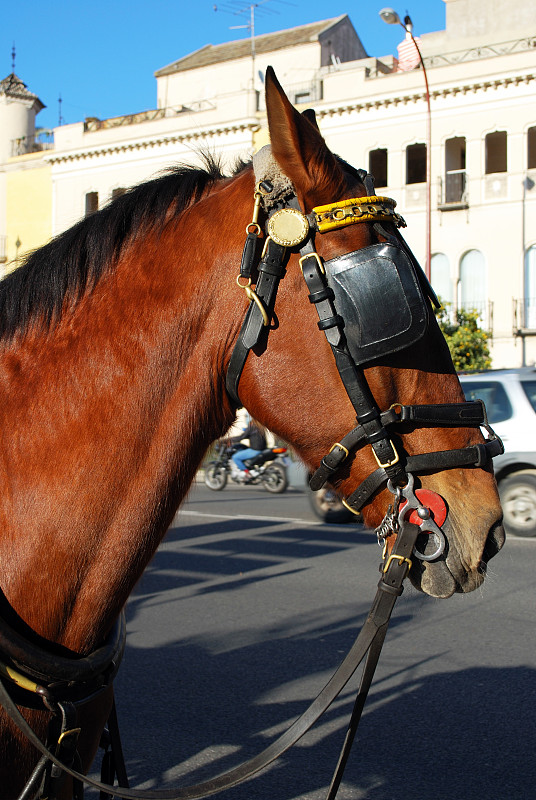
<box><xmin>3</xmin><ymin>1</ymin><xmax>446</xmax><ymax>131</ymax></box>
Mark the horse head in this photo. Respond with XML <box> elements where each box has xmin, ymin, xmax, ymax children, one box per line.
<box><xmin>231</xmin><ymin>67</ymin><xmax>504</xmax><ymax>599</ymax></box>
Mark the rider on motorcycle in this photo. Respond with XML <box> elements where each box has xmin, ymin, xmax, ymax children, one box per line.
<box><xmin>229</xmin><ymin>419</ymin><xmax>267</xmax><ymax>479</ymax></box>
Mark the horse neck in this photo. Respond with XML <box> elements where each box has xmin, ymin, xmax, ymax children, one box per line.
<box><xmin>0</xmin><ymin>181</ymin><xmax>244</xmax><ymax>653</ymax></box>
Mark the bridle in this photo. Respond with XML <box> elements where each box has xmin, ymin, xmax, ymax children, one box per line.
<box><xmin>0</xmin><ymin>153</ymin><xmax>504</xmax><ymax>800</ymax></box>
<box><xmin>226</xmin><ymin>150</ymin><xmax>503</xmax><ymax>555</ymax></box>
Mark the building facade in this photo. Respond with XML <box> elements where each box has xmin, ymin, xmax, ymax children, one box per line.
<box><xmin>1</xmin><ymin>0</ymin><xmax>535</xmax><ymax>366</ymax></box>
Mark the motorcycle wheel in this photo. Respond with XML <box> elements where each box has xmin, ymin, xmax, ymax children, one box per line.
<box><xmin>261</xmin><ymin>463</ymin><xmax>288</xmax><ymax>494</ymax></box>
<box><xmin>204</xmin><ymin>462</ymin><xmax>228</xmax><ymax>491</ymax></box>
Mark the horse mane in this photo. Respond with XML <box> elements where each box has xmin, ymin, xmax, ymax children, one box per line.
<box><xmin>0</xmin><ymin>154</ymin><xmax>232</xmax><ymax>341</ymax></box>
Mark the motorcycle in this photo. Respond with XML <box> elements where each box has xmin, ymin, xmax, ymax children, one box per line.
<box><xmin>204</xmin><ymin>441</ymin><xmax>288</xmax><ymax>493</ymax></box>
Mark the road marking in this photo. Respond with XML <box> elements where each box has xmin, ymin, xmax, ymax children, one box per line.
<box><xmin>179</xmin><ymin>509</ymin><xmax>323</xmax><ymax>526</ymax></box>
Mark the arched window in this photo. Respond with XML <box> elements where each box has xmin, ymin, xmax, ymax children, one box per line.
<box><xmin>528</xmin><ymin>127</ymin><xmax>536</xmax><ymax>170</ymax></box>
<box><xmin>85</xmin><ymin>192</ymin><xmax>98</xmax><ymax>215</ymax></box>
<box><xmin>485</xmin><ymin>131</ymin><xmax>507</xmax><ymax>174</ymax></box>
<box><xmin>431</xmin><ymin>253</ymin><xmax>452</xmax><ymax>306</ymax></box>
<box><xmin>459</xmin><ymin>249</ymin><xmax>487</xmax><ymax>324</ymax></box>
<box><xmin>524</xmin><ymin>244</ymin><xmax>536</xmax><ymax>329</ymax></box>
<box><xmin>369</xmin><ymin>148</ymin><xmax>388</xmax><ymax>188</ymax></box>
<box><xmin>406</xmin><ymin>142</ymin><xmax>426</xmax><ymax>184</ymax></box>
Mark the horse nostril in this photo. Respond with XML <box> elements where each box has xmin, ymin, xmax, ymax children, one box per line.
<box><xmin>483</xmin><ymin>519</ymin><xmax>505</xmax><ymax>564</ymax></box>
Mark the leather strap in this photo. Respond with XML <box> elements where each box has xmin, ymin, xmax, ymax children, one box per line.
<box><xmin>309</xmin><ymin>400</ymin><xmax>491</xmax><ymax>491</ymax></box>
<box><xmin>309</xmin><ymin>408</ymin><xmax>399</xmax><ymax>491</ymax></box>
<box><xmin>298</xmin><ymin>239</ymin><xmax>403</xmax><ymax>482</ymax></box>
<box><xmin>0</xmin><ymin>612</ymin><xmax>126</xmax><ymax>695</ymax></box>
<box><xmin>225</xmin><ymin>238</ymin><xmax>287</xmax><ymax>407</ymax></box>
<box><xmin>396</xmin><ymin>400</ymin><xmax>488</xmax><ymax>426</ymax></box>
<box><xmin>344</xmin><ymin>437</ymin><xmax>503</xmax><ymax>513</ymax></box>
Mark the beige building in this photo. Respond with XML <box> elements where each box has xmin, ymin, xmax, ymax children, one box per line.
<box><xmin>0</xmin><ymin>73</ymin><xmax>52</xmax><ymax>270</ymax></box>
<box><xmin>1</xmin><ymin>0</ymin><xmax>535</xmax><ymax>366</ymax></box>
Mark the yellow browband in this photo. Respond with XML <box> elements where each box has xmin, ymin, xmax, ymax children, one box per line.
<box><xmin>313</xmin><ymin>195</ymin><xmax>406</xmax><ymax>233</ymax></box>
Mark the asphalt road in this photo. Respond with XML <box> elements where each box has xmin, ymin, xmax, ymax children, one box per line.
<box><xmin>89</xmin><ymin>483</ymin><xmax>536</xmax><ymax>800</ymax></box>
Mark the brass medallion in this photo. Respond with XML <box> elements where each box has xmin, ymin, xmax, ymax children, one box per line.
<box><xmin>267</xmin><ymin>208</ymin><xmax>310</xmax><ymax>247</ymax></box>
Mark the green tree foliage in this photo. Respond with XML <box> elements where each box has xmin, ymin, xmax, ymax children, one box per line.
<box><xmin>435</xmin><ymin>304</ymin><xmax>491</xmax><ymax>373</ymax></box>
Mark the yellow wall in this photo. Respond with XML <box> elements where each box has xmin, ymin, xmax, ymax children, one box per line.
<box><xmin>252</xmin><ymin>125</ymin><xmax>270</xmax><ymax>153</ymax></box>
<box><xmin>5</xmin><ymin>153</ymin><xmax>52</xmax><ymax>274</ymax></box>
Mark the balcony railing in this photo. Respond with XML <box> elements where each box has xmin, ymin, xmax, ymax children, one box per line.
<box><xmin>438</xmin><ymin>169</ymin><xmax>468</xmax><ymax>210</ymax></box>
<box><xmin>459</xmin><ymin>300</ymin><xmax>493</xmax><ymax>333</ymax></box>
<box><xmin>10</xmin><ymin>131</ymin><xmax>54</xmax><ymax>157</ymax></box>
<box><xmin>513</xmin><ymin>298</ymin><xmax>536</xmax><ymax>333</ymax></box>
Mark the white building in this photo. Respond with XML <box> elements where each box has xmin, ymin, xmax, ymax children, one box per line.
<box><xmin>1</xmin><ymin>0</ymin><xmax>536</xmax><ymax>366</ymax></box>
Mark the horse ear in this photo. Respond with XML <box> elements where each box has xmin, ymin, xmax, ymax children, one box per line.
<box><xmin>264</xmin><ymin>66</ymin><xmax>343</xmax><ymax>207</ymax></box>
<box><xmin>301</xmin><ymin>108</ymin><xmax>319</xmax><ymax>130</ymax></box>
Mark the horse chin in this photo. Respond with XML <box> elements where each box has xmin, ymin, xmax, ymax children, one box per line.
<box><xmin>409</xmin><ymin>558</ymin><xmax>486</xmax><ymax>598</ymax></box>
<box><xmin>408</xmin><ymin>519</ymin><xmax>506</xmax><ymax>599</ymax></box>
<box><xmin>408</xmin><ymin>561</ymin><xmax>458</xmax><ymax>598</ymax></box>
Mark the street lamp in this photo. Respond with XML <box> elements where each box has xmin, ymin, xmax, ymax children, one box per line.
<box><xmin>380</xmin><ymin>8</ymin><xmax>432</xmax><ymax>279</ymax></box>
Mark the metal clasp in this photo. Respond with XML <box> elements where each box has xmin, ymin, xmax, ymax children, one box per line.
<box><xmin>236</xmin><ymin>276</ymin><xmax>270</xmax><ymax>326</ymax></box>
<box><xmin>388</xmin><ymin>473</ymin><xmax>446</xmax><ymax>562</ymax></box>
<box><xmin>245</xmin><ymin>181</ymin><xmax>271</xmax><ymax>237</ymax></box>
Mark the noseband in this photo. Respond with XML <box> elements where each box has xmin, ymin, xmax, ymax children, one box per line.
<box><xmin>226</xmin><ymin>150</ymin><xmax>503</xmax><ymax>556</ymax></box>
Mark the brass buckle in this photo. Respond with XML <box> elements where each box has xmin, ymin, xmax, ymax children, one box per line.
<box><xmin>382</xmin><ymin>554</ymin><xmax>413</xmax><ymax>574</ymax></box>
<box><xmin>372</xmin><ymin>440</ymin><xmax>400</xmax><ymax>469</ymax></box>
<box><xmin>329</xmin><ymin>442</ymin><xmax>349</xmax><ymax>460</ymax></box>
<box><xmin>341</xmin><ymin>499</ymin><xmax>363</xmax><ymax>517</ymax></box>
<box><xmin>299</xmin><ymin>251</ymin><xmax>325</xmax><ymax>275</ymax></box>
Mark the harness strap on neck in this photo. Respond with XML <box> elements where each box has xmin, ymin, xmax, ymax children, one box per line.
<box><xmin>0</xmin><ymin>611</ymin><xmax>126</xmax><ymax>690</ymax></box>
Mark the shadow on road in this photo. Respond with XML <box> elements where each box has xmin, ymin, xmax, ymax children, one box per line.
<box><xmin>113</xmin><ymin>625</ymin><xmax>535</xmax><ymax>800</ymax></box>
<box><xmin>96</xmin><ymin>516</ymin><xmax>535</xmax><ymax>800</ymax></box>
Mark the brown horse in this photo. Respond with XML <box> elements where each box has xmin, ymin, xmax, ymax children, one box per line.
<box><xmin>0</xmin><ymin>69</ymin><xmax>503</xmax><ymax>798</ymax></box>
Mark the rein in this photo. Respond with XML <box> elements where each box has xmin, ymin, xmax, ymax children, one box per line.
<box><xmin>0</xmin><ymin>154</ymin><xmax>504</xmax><ymax>800</ymax></box>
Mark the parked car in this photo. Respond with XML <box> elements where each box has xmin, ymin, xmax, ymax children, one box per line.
<box><xmin>459</xmin><ymin>368</ymin><xmax>536</xmax><ymax>537</ymax></box>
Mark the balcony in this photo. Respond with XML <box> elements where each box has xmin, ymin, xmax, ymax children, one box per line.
<box><xmin>10</xmin><ymin>131</ymin><xmax>54</xmax><ymax>157</ymax></box>
<box><xmin>513</xmin><ymin>298</ymin><xmax>536</xmax><ymax>335</ymax></box>
<box><xmin>438</xmin><ymin>169</ymin><xmax>468</xmax><ymax>210</ymax></box>
<box><xmin>459</xmin><ymin>300</ymin><xmax>493</xmax><ymax>333</ymax></box>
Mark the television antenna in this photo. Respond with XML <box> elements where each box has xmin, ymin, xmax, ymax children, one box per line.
<box><xmin>214</xmin><ymin>1</ymin><xmax>290</xmax><ymax>92</ymax></box>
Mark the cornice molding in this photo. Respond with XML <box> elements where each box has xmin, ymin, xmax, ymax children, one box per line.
<box><xmin>47</xmin><ymin>122</ymin><xmax>260</xmax><ymax>164</ymax></box>
<box><xmin>317</xmin><ymin>72</ymin><xmax>536</xmax><ymax>119</ymax></box>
